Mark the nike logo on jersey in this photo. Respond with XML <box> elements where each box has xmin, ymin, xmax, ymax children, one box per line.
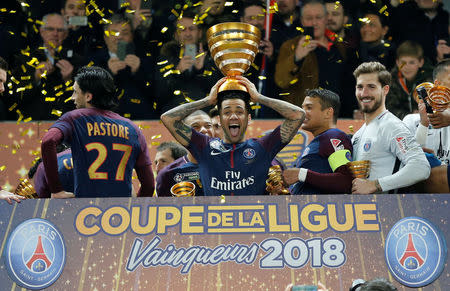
<box><xmin>211</xmin><ymin>149</ymin><xmax>231</xmax><ymax>156</ymax></box>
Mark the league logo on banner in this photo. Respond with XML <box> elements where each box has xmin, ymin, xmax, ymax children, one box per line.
<box><xmin>385</xmin><ymin>217</ymin><xmax>447</xmax><ymax>287</ymax></box>
<box><xmin>3</xmin><ymin>218</ymin><xmax>66</xmax><ymax>290</ymax></box>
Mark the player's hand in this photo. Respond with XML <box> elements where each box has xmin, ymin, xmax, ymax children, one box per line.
<box><xmin>51</xmin><ymin>191</ymin><xmax>75</xmax><ymax>199</ymax></box>
<box><xmin>108</xmin><ymin>57</ymin><xmax>127</xmax><ymax>75</ymax></box>
<box><xmin>234</xmin><ymin>75</ymin><xmax>260</xmax><ymax>103</ymax></box>
<box><xmin>0</xmin><ymin>190</ymin><xmax>26</xmax><ymax>204</ymax></box>
<box><xmin>351</xmin><ymin>178</ymin><xmax>377</xmax><ymax>194</ymax></box>
<box><xmin>422</xmin><ymin>147</ymin><xmax>435</xmax><ymax>155</ymax></box>
<box><xmin>282</xmin><ymin>168</ymin><xmax>300</xmax><ymax>185</ymax></box>
<box><xmin>206</xmin><ymin>77</ymin><xmax>227</xmax><ymax>106</ymax></box>
<box><xmin>55</xmin><ymin>59</ymin><xmax>74</xmax><ymax>81</ymax></box>
<box><xmin>428</xmin><ymin>108</ymin><xmax>450</xmax><ymax>128</ymax></box>
<box><xmin>124</xmin><ymin>54</ymin><xmax>141</xmax><ymax>73</ymax></box>
<box><xmin>194</xmin><ymin>43</ymin><xmax>206</xmax><ymax>71</ymax></box>
<box><xmin>295</xmin><ymin>36</ymin><xmax>318</xmax><ymax>62</ymax></box>
<box><xmin>176</xmin><ymin>56</ymin><xmax>195</xmax><ymax>73</ymax></box>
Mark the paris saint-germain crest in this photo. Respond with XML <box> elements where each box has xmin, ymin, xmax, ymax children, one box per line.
<box><xmin>3</xmin><ymin>218</ymin><xmax>66</xmax><ymax>289</ymax></box>
<box><xmin>385</xmin><ymin>217</ymin><xmax>447</xmax><ymax>287</ymax></box>
<box><xmin>243</xmin><ymin>148</ymin><xmax>256</xmax><ymax>159</ymax></box>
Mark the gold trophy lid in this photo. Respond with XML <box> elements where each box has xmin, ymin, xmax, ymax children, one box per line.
<box><xmin>207</xmin><ymin>22</ymin><xmax>261</xmax><ymax>94</ymax></box>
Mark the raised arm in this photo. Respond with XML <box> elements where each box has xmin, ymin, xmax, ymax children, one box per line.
<box><xmin>160</xmin><ymin>77</ymin><xmax>226</xmax><ymax>146</ymax></box>
<box><xmin>235</xmin><ymin>76</ymin><xmax>305</xmax><ymax>144</ymax></box>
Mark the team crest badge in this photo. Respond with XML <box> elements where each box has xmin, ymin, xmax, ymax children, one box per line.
<box><xmin>243</xmin><ymin>148</ymin><xmax>256</xmax><ymax>159</ymax></box>
<box><xmin>363</xmin><ymin>140</ymin><xmax>371</xmax><ymax>152</ymax></box>
<box><xmin>4</xmin><ymin>218</ymin><xmax>66</xmax><ymax>289</ymax></box>
<box><xmin>385</xmin><ymin>217</ymin><xmax>447</xmax><ymax>287</ymax></box>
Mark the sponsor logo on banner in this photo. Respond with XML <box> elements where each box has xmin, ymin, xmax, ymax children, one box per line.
<box><xmin>3</xmin><ymin>218</ymin><xmax>66</xmax><ymax>290</ymax></box>
<box><xmin>385</xmin><ymin>217</ymin><xmax>447</xmax><ymax>287</ymax></box>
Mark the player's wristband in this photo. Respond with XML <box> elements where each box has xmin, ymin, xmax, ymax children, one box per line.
<box><xmin>297</xmin><ymin>168</ymin><xmax>308</xmax><ymax>182</ymax></box>
<box><xmin>328</xmin><ymin>149</ymin><xmax>352</xmax><ymax>172</ymax></box>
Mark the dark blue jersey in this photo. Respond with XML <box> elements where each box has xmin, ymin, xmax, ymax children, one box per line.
<box><xmin>290</xmin><ymin>128</ymin><xmax>352</xmax><ymax>194</ymax></box>
<box><xmin>34</xmin><ymin>149</ymin><xmax>74</xmax><ymax>198</ymax></box>
<box><xmin>156</xmin><ymin>156</ymin><xmax>204</xmax><ymax>197</ymax></box>
<box><xmin>51</xmin><ymin>108</ymin><xmax>151</xmax><ymax>197</ymax></box>
<box><xmin>188</xmin><ymin>126</ymin><xmax>287</xmax><ymax>196</ymax></box>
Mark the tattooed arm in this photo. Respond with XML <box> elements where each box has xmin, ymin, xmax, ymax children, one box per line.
<box><xmin>161</xmin><ymin>77</ymin><xmax>226</xmax><ymax>146</ymax></box>
<box><xmin>235</xmin><ymin>76</ymin><xmax>305</xmax><ymax>143</ymax></box>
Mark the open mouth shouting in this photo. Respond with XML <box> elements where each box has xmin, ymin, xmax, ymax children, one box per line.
<box><xmin>229</xmin><ymin>123</ymin><xmax>240</xmax><ymax>137</ymax></box>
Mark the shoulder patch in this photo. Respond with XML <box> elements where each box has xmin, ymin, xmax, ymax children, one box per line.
<box><xmin>330</xmin><ymin>138</ymin><xmax>344</xmax><ymax>151</ymax></box>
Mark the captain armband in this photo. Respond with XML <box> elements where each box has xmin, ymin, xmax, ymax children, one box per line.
<box><xmin>328</xmin><ymin>149</ymin><xmax>352</xmax><ymax>172</ymax></box>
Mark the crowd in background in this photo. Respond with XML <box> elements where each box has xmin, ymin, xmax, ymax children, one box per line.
<box><xmin>0</xmin><ymin>0</ymin><xmax>449</xmax><ymax>122</ymax></box>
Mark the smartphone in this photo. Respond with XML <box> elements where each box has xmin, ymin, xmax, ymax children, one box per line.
<box><xmin>68</xmin><ymin>16</ymin><xmax>88</xmax><ymax>26</ymax></box>
<box><xmin>416</xmin><ymin>87</ymin><xmax>434</xmax><ymax>114</ymax></box>
<box><xmin>141</xmin><ymin>0</ymin><xmax>152</xmax><ymax>10</ymax></box>
<box><xmin>117</xmin><ymin>41</ymin><xmax>135</xmax><ymax>60</ymax></box>
<box><xmin>184</xmin><ymin>44</ymin><xmax>197</xmax><ymax>58</ymax></box>
<box><xmin>303</xmin><ymin>26</ymin><xmax>314</xmax><ymax>39</ymax></box>
<box><xmin>292</xmin><ymin>285</ymin><xmax>318</xmax><ymax>291</ymax></box>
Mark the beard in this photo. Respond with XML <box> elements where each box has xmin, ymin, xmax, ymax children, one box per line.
<box><xmin>358</xmin><ymin>95</ymin><xmax>383</xmax><ymax>114</ymax></box>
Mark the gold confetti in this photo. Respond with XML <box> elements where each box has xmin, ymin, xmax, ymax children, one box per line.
<box><xmin>23</xmin><ymin>117</ymin><xmax>32</xmax><ymax>123</ymax></box>
<box><xmin>130</xmin><ymin>99</ymin><xmax>141</xmax><ymax>104</ymax></box>
<box><xmin>157</xmin><ymin>60</ymin><xmax>168</xmax><ymax>65</ymax></box>
<box><xmin>161</xmin><ymin>27</ymin><xmax>168</xmax><ymax>33</ymax></box>
<box><xmin>151</xmin><ymin>141</ymin><xmax>160</xmax><ymax>146</ymax></box>
<box><xmin>258</xmin><ymin>76</ymin><xmax>266</xmax><ymax>80</ymax></box>
<box><xmin>124</xmin><ymin>113</ymin><xmax>131</xmax><ymax>118</ymax></box>
<box><xmin>138</xmin><ymin>125</ymin><xmax>150</xmax><ymax>129</ymax></box>
<box><xmin>359</xmin><ymin>17</ymin><xmax>370</xmax><ymax>24</ymax></box>
<box><xmin>151</xmin><ymin>134</ymin><xmax>162</xmax><ymax>139</ymax></box>
<box><xmin>195</xmin><ymin>52</ymin><xmax>205</xmax><ymax>59</ymax></box>
<box><xmin>173</xmin><ymin>90</ymin><xmax>181</xmax><ymax>95</ymax></box>
<box><xmin>220</xmin><ymin>195</ymin><xmax>226</xmax><ymax>203</ymax></box>
<box><xmin>251</xmin><ymin>104</ymin><xmax>261</xmax><ymax>110</ymax></box>
<box><xmin>289</xmin><ymin>78</ymin><xmax>298</xmax><ymax>85</ymax></box>
<box><xmin>225</xmin><ymin>1</ymin><xmax>233</xmax><ymax>6</ymax></box>
<box><xmin>0</xmin><ymin>165</ymin><xmax>6</xmax><ymax>171</ymax></box>
<box><xmin>51</xmin><ymin>109</ymin><xmax>62</xmax><ymax>116</ymax></box>
<box><xmin>279</xmin><ymin>92</ymin><xmax>290</xmax><ymax>96</ymax></box>
<box><xmin>20</xmin><ymin>76</ymin><xmax>31</xmax><ymax>80</ymax></box>
<box><xmin>55</xmin><ymin>91</ymin><xmax>64</xmax><ymax>97</ymax></box>
<box><xmin>45</xmin><ymin>97</ymin><xmax>56</xmax><ymax>102</ymax></box>
<box><xmin>87</xmin><ymin>61</ymin><xmax>94</xmax><ymax>67</ymax></box>
<box><xmin>64</xmin><ymin>96</ymin><xmax>72</xmax><ymax>103</ymax></box>
<box><xmin>379</xmin><ymin>5</ymin><xmax>387</xmax><ymax>13</ymax></box>
<box><xmin>8</xmin><ymin>103</ymin><xmax>17</xmax><ymax>111</ymax></box>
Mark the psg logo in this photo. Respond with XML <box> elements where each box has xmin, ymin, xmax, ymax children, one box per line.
<box><xmin>243</xmin><ymin>148</ymin><xmax>256</xmax><ymax>159</ymax></box>
<box><xmin>3</xmin><ymin>218</ymin><xmax>66</xmax><ymax>290</ymax></box>
<box><xmin>385</xmin><ymin>217</ymin><xmax>447</xmax><ymax>287</ymax></box>
<box><xmin>363</xmin><ymin>140</ymin><xmax>371</xmax><ymax>152</ymax></box>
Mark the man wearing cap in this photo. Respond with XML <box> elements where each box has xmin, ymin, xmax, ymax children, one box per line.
<box><xmin>161</xmin><ymin>76</ymin><xmax>305</xmax><ymax>196</ymax></box>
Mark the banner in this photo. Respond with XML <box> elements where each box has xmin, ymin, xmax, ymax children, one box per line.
<box><xmin>1</xmin><ymin>194</ymin><xmax>448</xmax><ymax>290</ymax></box>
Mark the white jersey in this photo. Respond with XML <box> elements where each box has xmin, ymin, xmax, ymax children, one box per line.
<box><xmin>403</xmin><ymin>113</ymin><xmax>450</xmax><ymax>165</ymax></box>
<box><xmin>352</xmin><ymin>111</ymin><xmax>430</xmax><ymax>192</ymax></box>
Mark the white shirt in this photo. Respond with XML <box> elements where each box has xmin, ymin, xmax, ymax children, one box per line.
<box><xmin>403</xmin><ymin>113</ymin><xmax>450</xmax><ymax>165</ymax></box>
<box><xmin>352</xmin><ymin>111</ymin><xmax>430</xmax><ymax>192</ymax></box>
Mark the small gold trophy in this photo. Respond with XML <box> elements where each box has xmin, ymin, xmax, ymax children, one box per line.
<box><xmin>347</xmin><ymin>160</ymin><xmax>371</xmax><ymax>179</ymax></box>
<box><xmin>427</xmin><ymin>85</ymin><xmax>450</xmax><ymax>112</ymax></box>
<box><xmin>14</xmin><ymin>178</ymin><xmax>38</xmax><ymax>199</ymax></box>
<box><xmin>206</xmin><ymin>22</ymin><xmax>261</xmax><ymax>93</ymax></box>
<box><xmin>266</xmin><ymin>165</ymin><xmax>290</xmax><ymax>195</ymax></box>
<box><xmin>170</xmin><ymin>181</ymin><xmax>196</xmax><ymax>197</ymax></box>
<box><xmin>413</xmin><ymin>82</ymin><xmax>450</xmax><ymax>112</ymax></box>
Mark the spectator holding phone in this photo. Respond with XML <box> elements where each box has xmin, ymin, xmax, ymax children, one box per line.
<box><xmin>61</xmin><ymin>0</ymin><xmax>102</xmax><ymax>57</ymax></box>
<box><xmin>155</xmin><ymin>10</ymin><xmax>220</xmax><ymax>113</ymax></box>
<box><xmin>275</xmin><ymin>0</ymin><xmax>349</xmax><ymax>108</ymax></box>
<box><xmin>90</xmin><ymin>14</ymin><xmax>158</xmax><ymax>119</ymax></box>
<box><xmin>10</xmin><ymin>13</ymin><xmax>84</xmax><ymax>120</ymax></box>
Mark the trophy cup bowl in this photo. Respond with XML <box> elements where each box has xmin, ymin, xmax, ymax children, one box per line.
<box><xmin>266</xmin><ymin>165</ymin><xmax>290</xmax><ymax>195</ymax></box>
<box><xmin>413</xmin><ymin>82</ymin><xmax>434</xmax><ymax>104</ymax></box>
<box><xmin>170</xmin><ymin>181</ymin><xmax>196</xmax><ymax>197</ymax></box>
<box><xmin>347</xmin><ymin>160</ymin><xmax>371</xmax><ymax>179</ymax></box>
<box><xmin>428</xmin><ymin>85</ymin><xmax>450</xmax><ymax>112</ymax></box>
<box><xmin>14</xmin><ymin>179</ymin><xmax>38</xmax><ymax>199</ymax></box>
<box><xmin>206</xmin><ymin>22</ymin><xmax>261</xmax><ymax>92</ymax></box>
